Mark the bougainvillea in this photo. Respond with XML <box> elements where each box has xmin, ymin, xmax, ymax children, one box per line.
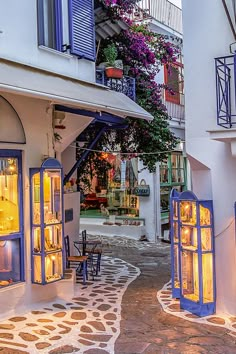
<box><xmin>78</xmin><ymin>0</ymin><xmax>180</xmax><ymax>187</ymax></box>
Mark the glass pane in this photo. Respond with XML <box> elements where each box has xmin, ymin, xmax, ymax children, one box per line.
<box><xmin>0</xmin><ymin>158</ymin><xmax>19</xmax><ymax>235</ymax></box>
<box><xmin>160</xmin><ymin>167</ymin><xmax>169</xmax><ymax>183</ymax></box>
<box><xmin>45</xmin><ymin>252</ymin><xmax>63</xmax><ymax>283</ymax></box>
<box><xmin>32</xmin><ymin>172</ymin><xmax>41</xmax><ymax>225</ymax></box>
<box><xmin>202</xmin><ymin>254</ymin><xmax>214</xmax><ymax>303</ymax></box>
<box><xmin>201</xmin><ymin>228</ymin><xmax>212</xmax><ymax>251</ymax></box>
<box><xmin>180</xmin><ymin>201</ymin><xmax>196</xmax><ymax>225</ymax></box>
<box><xmin>161</xmin><ymin>187</ymin><xmax>170</xmax><ymax>212</ymax></box>
<box><xmin>44</xmin><ymin>225</ymin><xmax>62</xmax><ymax>252</ymax></box>
<box><xmin>33</xmin><ymin>255</ymin><xmax>42</xmax><ymax>284</ymax></box>
<box><xmin>33</xmin><ymin>227</ymin><xmax>41</xmax><ymax>253</ymax></box>
<box><xmin>181</xmin><ymin>226</ymin><xmax>197</xmax><ymax>251</ymax></box>
<box><xmin>174</xmin><ymin>244</ymin><xmax>180</xmax><ymax>289</ymax></box>
<box><xmin>0</xmin><ymin>239</ymin><xmax>21</xmax><ymax>287</ymax></box>
<box><xmin>181</xmin><ymin>251</ymin><xmax>199</xmax><ymax>302</ymax></box>
<box><xmin>173</xmin><ymin>221</ymin><xmax>178</xmax><ymax>243</ymax></box>
<box><xmin>43</xmin><ymin>170</ymin><xmax>62</xmax><ymax>223</ymax></box>
<box><xmin>43</xmin><ymin>0</ymin><xmax>57</xmax><ymax>49</ymax></box>
<box><xmin>173</xmin><ymin>200</ymin><xmax>178</xmax><ymax>220</ymax></box>
<box><xmin>172</xmin><ymin>168</ymin><xmax>184</xmax><ymax>183</ymax></box>
<box><xmin>200</xmin><ymin>205</ymin><xmax>211</xmax><ymax>225</ymax></box>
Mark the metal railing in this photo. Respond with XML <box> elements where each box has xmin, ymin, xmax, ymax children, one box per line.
<box><xmin>96</xmin><ymin>69</ymin><xmax>136</xmax><ymax>101</ymax></box>
<box><xmin>215</xmin><ymin>54</ymin><xmax>236</xmax><ymax>128</ymax></box>
<box><xmin>165</xmin><ymin>95</ymin><xmax>185</xmax><ymax>125</ymax></box>
<box><xmin>132</xmin><ymin>0</ymin><xmax>182</xmax><ymax>34</ymax></box>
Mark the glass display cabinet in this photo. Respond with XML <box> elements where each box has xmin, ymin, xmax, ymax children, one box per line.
<box><xmin>30</xmin><ymin>158</ymin><xmax>64</xmax><ymax>284</ymax></box>
<box><xmin>170</xmin><ymin>188</ymin><xmax>180</xmax><ymax>298</ymax></box>
<box><xmin>178</xmin><ymin>191</ymin><xmax>216</xmax><ymax>316</ymax></box>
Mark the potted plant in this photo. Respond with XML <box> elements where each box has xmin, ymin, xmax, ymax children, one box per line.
<box><xmin>103</xmin><ymin>44</ymin><xmax>123</xmax><ymax>79</ymax></box>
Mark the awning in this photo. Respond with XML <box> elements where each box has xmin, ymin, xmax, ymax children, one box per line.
<box><xmin>0</xmin><ymin>58</ymin><xmax>153</xmax><ymax>121</ymax></box>
<box><xmin>95</xmin><ymin>6</ymin><xmax>129</xmax><ymax>41</ymax></box>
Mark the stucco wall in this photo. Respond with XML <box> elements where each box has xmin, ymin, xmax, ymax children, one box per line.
<box><xmin>0</xmin><ymin>1</ymin><xmax>95</xmax><ymax>82</ymax></box>
<box><xmin>138</xmin><ymin>160</ymin><xmax>161</xmax><ymax>242</ymax></box>
<box><xmin>182</xmin><ymin>0</ymin><xmax>236</xmax><ymax>314</ymax></box>
<box><xmin>0</xmin><ymin>92</ymin><xmax>75</xmax><ymax>318</ymax></box>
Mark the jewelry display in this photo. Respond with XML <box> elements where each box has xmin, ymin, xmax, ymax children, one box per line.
<box><xmin>170</xmin><ymin>190</ymin><xmax>216</xmax><ymax>317</ymax></box>
<box><xmin>30</xmin><ymin>158</ymin><xmax>64</xmax><ymax>285</ymax></box>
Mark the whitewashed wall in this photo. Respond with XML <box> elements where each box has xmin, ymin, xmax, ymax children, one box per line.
<box><xmin>0</xmin><ymin>1</ymin><xmax>95</xmax><ymax>82</ymax></box>
<box><xmin>138</xmin><ymin>160</ymin><xmax>161</xmax><ymax>242</ymax></box>
<box><xmin>0</xmin><ymin>92</ymin><xmax>76</xmax><ymax>319</ymax></box>
<box><xmin>182</xmin><ymin>0</ymin><xmax>236</xmax><ymax>314</ymax></box>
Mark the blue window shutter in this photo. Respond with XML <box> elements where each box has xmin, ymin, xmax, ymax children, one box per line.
<box><xmin>68</xmin><ymin>0</ymin><xmax>96</xmax><ymax>61</ymax></box>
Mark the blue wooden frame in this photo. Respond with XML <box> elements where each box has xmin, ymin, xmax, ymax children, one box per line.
<box><xmin>174</xmin><ymin>190</ymin><xmax>216</xmax><ymax>317</ymax></box>
<box><xmin>37</xmin><ymin>0</ymin><xmax>63</xmax><ymax>52</ymax></box>
<box><xmin>30</xmin><ymin>158</ymin><xmax>65</xmax><ymax>285</ymax></box>
<box><xmin>0</xmin><ymin>150</ymin><xmax>24</xmax><ymax>283</ymax></box>
<box><xmin>68</xmin><ymin>0</ymin><xmax>96</xmax><ymax>61</ymax></box>
<box><xmin>170</xmin><ymin>188</ymin><xmax>180</xmax><ymax>298</ymax></box>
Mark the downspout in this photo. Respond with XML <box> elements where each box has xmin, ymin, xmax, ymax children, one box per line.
<box><xmin>153</xmin><ymin>165</ymin><xmax>161</xmax><ymax>242</ymax></box>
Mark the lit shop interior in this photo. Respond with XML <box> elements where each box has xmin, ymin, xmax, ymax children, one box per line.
<box><xmin>80</xmin><ymin>153</ymin><xmax>140</xmax><ymax>219</ymax></box>
<box><xmin>0</xmin><ymin>154</ymin><xmax>22</xmax><ymax>288</ymax></box>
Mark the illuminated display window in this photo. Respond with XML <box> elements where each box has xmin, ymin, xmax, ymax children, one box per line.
<box><xmin>170</xmin><ymin>190</ymin><xmax>216</xmax><ymax>316</ymax></box>
<box><xmin>0</xmin><ymin>150</ymin><xmax>24</xmax><ymax>288</ymax></box>
<box><xmin>30</xmin><ymin>158</ymin><xmax>64</xmax><ymax>285</ymax></box>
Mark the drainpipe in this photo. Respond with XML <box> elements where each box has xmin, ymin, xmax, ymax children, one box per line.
<box><xmin>153</xmin><ymin>165</ymin><xmax>161</xmax><ymax>242</ymax></box>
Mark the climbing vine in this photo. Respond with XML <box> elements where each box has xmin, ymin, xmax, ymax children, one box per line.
<box><xmin>77</xmin><ymin>0</ymin><xmax>180</xmax><ymax>188</ymax></box>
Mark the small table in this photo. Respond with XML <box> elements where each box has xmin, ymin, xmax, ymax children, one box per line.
<box><xmin>74</xmin><ymin>239</ymin><xmax>102</xmax><ymax>278</ymax></box>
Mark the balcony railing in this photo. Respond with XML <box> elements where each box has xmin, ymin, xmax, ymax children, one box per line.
<box><xmin>96</xmin><ymin>69</ymin><xmax>136</xmax><ymax>101</ymax></box>
<box><xmin>215</xmin><ymin>54</ymin><xmax>236</xmax><ymax>128</ymax></box>
<box><xmin>165</xmin><ymin>95</ymin><xmax>185</xmax><ymax>125</ymax></box>
<box><xmin>131</xmin><ymin>0</ymin><xmax>182</xmax><ymax>35</ymax></box>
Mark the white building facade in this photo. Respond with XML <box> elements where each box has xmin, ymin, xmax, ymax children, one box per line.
<box><xmin>182</xmin><ymin>0</ymin><xmax>236</xmax><ymax>314</ymax></box>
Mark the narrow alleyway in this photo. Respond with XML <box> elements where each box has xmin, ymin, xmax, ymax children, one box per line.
<box><xmin>0</xmin><ymin>236</ymin><xmax>236</xmax><ymax>353</ymax></box>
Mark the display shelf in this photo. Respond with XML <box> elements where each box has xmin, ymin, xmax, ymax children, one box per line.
<box><xmin>172</xmin><ymin>190</ymin><xmax>216</xmax><ymax>317</ymax></box>
<box><xmin>30</xmin><ymin>158</ymin><xmax>64</xmax><ymax>285</ymax></box>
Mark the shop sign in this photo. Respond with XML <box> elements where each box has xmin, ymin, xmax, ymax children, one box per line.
<box><xmin>134</xmin><ymin>179</ymin><xmax>150</xmax><ymax>197</ymax></box>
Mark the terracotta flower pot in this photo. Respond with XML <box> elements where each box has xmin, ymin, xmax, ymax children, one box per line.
<box><xmin>105</xmin><ymin>67</ymin><xmax>123</xmax><ymax>79</ymax></box>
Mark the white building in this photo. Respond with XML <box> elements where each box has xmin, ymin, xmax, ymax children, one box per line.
<box><xmin>0</xmin><ymin>0</ymin><xmax>151</xmax><ymax>319</ymax></box>
<box><xmin>182</xmin><ymin>0</ymin><xmax>236</xmax><ymax>314</ymax></box>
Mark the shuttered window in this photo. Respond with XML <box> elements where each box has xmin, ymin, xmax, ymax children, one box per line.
<box><xmin>164</xmin><ymin>63</ymin><xmax>184</xmax><ymax>105</ymax></box>
<box><xmin>37</xmin><ymin>0</ymin><xmax>95</xmax><ymax>61</ymax></box>
<box><xmin>68</xmin><ymin>0</ymin><xmax>96</xmax><ymax>61</ymax></box>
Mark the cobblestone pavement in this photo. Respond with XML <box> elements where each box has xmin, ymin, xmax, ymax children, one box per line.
<box><xmin>0</xmin><ymin>236</ymin><xmax>236</xmax><ymax>353</ymax></box>
<box><xmin>104</xmin><ymin>237</ymin><xmax>236</xmax><ymax>354</ymax></box>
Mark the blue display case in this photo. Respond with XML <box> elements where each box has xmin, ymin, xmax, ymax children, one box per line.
<box><xmin>170</xmin><ymin>188</ymin><xmax>180</xmax><ymax>298</ymax></box>
<box><xmin>177</xmin><ymin>191</ymin><xmax>216</xmax><ymax>316</ymax></box>
<box><xmin>30</xmin><ymin>158</ymin><xmax>64</xmax><ymax>284</ymax></box>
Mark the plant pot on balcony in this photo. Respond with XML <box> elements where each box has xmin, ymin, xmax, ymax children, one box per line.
<box><xmin>105</xmin><ymin>67</ymin><xmax>123</xmax><ymax>79</ymax></box>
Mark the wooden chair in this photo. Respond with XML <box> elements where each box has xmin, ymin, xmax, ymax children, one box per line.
<box><xmin>64</xmin><ymin>235</ymin><xmax>88</xmax><ymax>285</ymax></box>
<box><xmin>81</xmin><ymin>230</ymin><xmax>102</xmax><ymax>276</ymax></box>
